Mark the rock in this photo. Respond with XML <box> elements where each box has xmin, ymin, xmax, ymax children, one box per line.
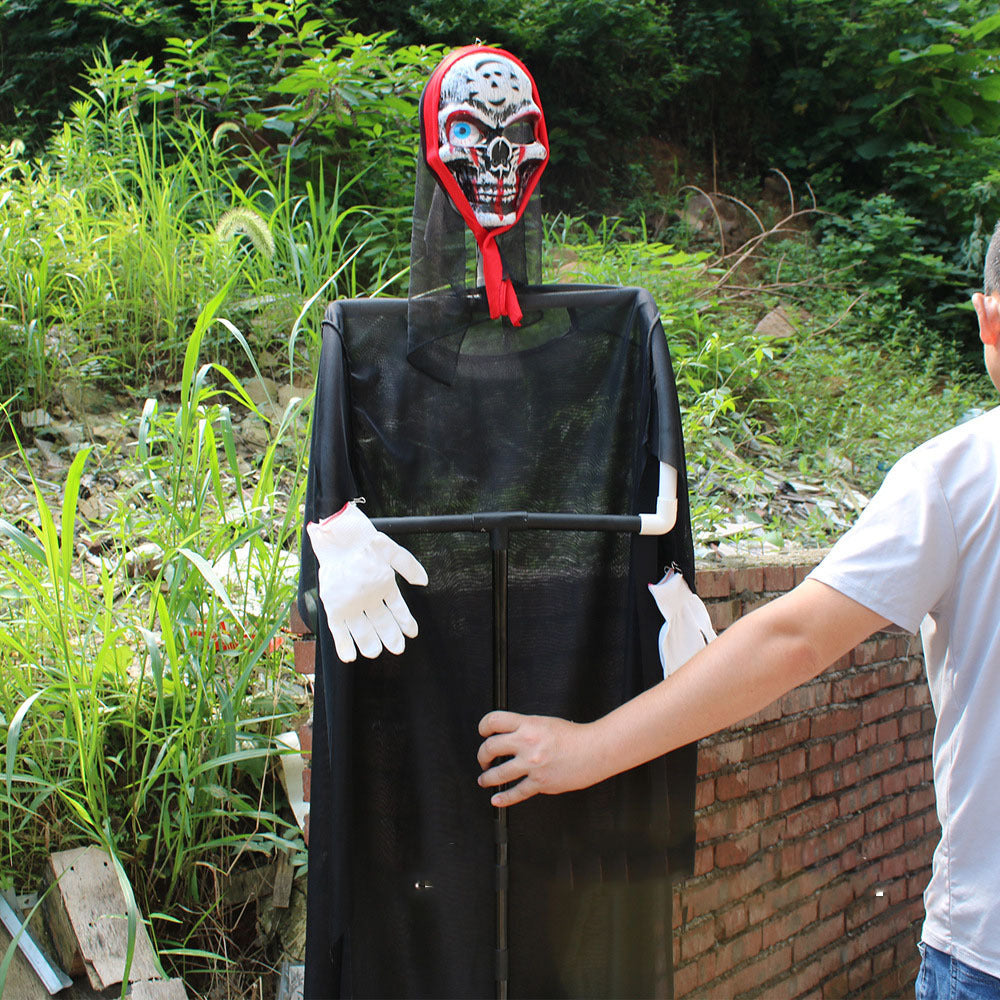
<box><xmin>124</xmin><ymin>542</ymin><xmax>165</xmax><ymax>579</ymax></box>
<box><xmin>20</xmin><ymin>408</ymin><xmax>53</xmax><ymax>429</ymax></box>
<box><xmin>243</xmin><ymin>376</ymin><xmax>279</xmax><ymax>407</ymax></box>
<box><xmin>755</xmin><ymin>306</ymin><xmax>797</xmax><ymax>339</ymax></box>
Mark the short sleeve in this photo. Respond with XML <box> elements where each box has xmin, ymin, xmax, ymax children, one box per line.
<box><xmin>808</xmin><ymin>451</ymin><xmax>958</xmax><ymax>634</ymax></box>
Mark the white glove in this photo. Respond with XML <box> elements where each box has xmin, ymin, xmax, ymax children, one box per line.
<box><xmin>307</xmin><ymin>501</ymin><xmax>429</xmax><ymax>662</ymax></box>
<box><xmin>648</xmin><ymin>570</ymin><xmax>716</xmax><ymax>678</ymax></box>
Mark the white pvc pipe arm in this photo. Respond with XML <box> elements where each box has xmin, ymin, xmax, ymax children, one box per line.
<box><xmin>639</xmin><ymin>462</ymin><xmax>678</xmax><ymax>536</ymax></box>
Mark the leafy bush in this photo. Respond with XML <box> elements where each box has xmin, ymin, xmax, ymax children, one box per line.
<box><xmin>663</xmin><ymin>0</ymin><xmax>1000</xmax><ymax>337</ymax></box>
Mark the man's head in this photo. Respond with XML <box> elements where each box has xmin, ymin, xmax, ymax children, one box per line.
<box><xmin>973</xmin><ymin>220</ymin><xmax>1000</xmax><ymax>391</ymax></box>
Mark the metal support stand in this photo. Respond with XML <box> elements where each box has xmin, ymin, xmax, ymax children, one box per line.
<box><xmin>372</xmin><ymin>510</ymin><xmax>647</xmax><ymax>999</ymax></box>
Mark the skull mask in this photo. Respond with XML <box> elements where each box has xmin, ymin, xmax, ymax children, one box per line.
<box><xmin>435</xmin><ymin>51</ymin><xmax>548</xmax><ymax>228</ymax></box>
<box><xmin>421</xmin><ymin>46</ymin><xmax>549</xmax><ymax>324</ymax></box>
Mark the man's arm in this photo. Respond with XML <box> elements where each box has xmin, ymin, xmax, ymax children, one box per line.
<box><xmin>477</xmin><ymin>579</ymin><xmax>889</xmax><ymax>807</ymax></box>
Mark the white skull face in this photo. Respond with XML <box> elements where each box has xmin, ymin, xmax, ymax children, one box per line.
<box><xmin>437</xmin><ymin>53</ymin><xmax>547</xmax><ymax>228</ymax></box>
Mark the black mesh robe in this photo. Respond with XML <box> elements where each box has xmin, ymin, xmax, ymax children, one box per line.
<box><xmin>299</xmin><ymin>284</ymin><xmax>697</xmax><ymax>998</ymax></box>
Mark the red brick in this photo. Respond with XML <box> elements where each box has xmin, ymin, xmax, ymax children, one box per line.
<box><xmin>862</xmin><ymin>687</ymin><xmax>907</xmax><ymax>723</ymax></box>
<box><xmin>715</xmin><ymin>830</ymin><xmax>760</xmax><ymax>868</ymax></box>
<box><xmin>881</xmin><ymin>768</ymin><xmax>907</xmax><ymax>796</ymax></box>
<box><xmin>698</xmin><ymin>797</ymin><xmax>761</xmax><ymax>841</ymax></box>
<box><xmin>696</xmin><ymin>568</ymin><xmax>732</xmax><ymax>598</ymax></box>
<box><xmin>779</xmin><ymin>777</ymin><xmax>812</xmax><ymax>812</ymax></box>
<box><xmin>679</xmin><ymin>916</ymin><xmax>716</xmax><ymax>961</ymax></box>
<box><xmin>906</xmin><ymin>733</ymin><xmax>933</xmax><ymax>762</ymax></box>
<box><xmin>708</xmin><ymin>598</ymin><xmax>741</xmax><ymax>631</ymax></box>
<box><xmin>746</xmin><ymin>700</ymin><xmax>783</xmax><ymax>726</ymax></box>
<box><xmin>848</xmin><ymin>956</ymin><xmax>874</xmax><ymax>992</ymax></box>
<box><xmin>856</xmin><ymin>723</ymin><xmax>879</xmax><ymax>752</ymax></box>
<box><xmin>792</xmin><ymin>912</ymin><xmax>845</xmax><ymax>964</ymax></box>
<box><xmin>672</xmin><ymin>958</ymin><xmax>700</xmax><ymax>999</ymax></box>
<box><xmin>731</xmin><ymin>566</ymin><xmax>765</xmax><ymax>593</ymax></box>
<box><xmin>800</xmin><ymin>815</ymin><xmax>865</xmax><ymax>868</ymax></box>
<box><xmin>749</xmin><ymin>759</ymin><xmax>780</xmax><ymax>792</ymax></box>
<box><xmin>903</xmin><ymin>815</ymin><xmax>924</xmax><ymax>843</ymax></box>
<box><xmin>716</xmin><ymin>771</ymin><xmax>750</xmax><ymax>802</ymax></box>
<box><xmin>294</xmin><ymin>638</ymin><xmax>316</xmax><ymax>674</ymax></box>
<box><xmin>872</xmin><ymin>944</ymin><xmax>897</xmax><ymax>976</ymax></box>
<box><xmin>729</xmin><ymin>854</ymin><xmax>778</xmax><ymax>898</ymax></box>
<box><xmin>812</xmin><ymin>769</ymin><xmax>836</xmax><ymax>797</ymax></box>
<box><xmin>694</xmin><ymin>845</ymin><xmax>714</xmax><ymax>877</ymax></box>
<box><xmin>742</xmin><ymin>596</ymin><xmax>771</xmax><ymax>616</ymax></box>
<box><xmin>714</xmin><ymin>923</ymin><xmax>764</xmax><ymax>977</ymax></box>
<box><xmin>298</xmin><ymin>720</ymin><xmax>313</xmax><ymax>756</ymax></box>
<box><xmin>785</xmin><ymin>798</ymin><xmax>838</xmax><ymax>839</ymax></box>
<box><xmin>752</xmin><ymin>717</ymin><xmax>811</xmax><ymax>756</ymax></box>
<box><xmin>853</xmin><ymin>636</ymin><xmax>899</xmax><ymax>666</ymax></box>
<box><xmin>713</xmin><ymin>944</ymin><xmax>793</xmax><ymax>998</ymax></box>
<box><xmin>695</xmin><ymin>778</ymin><xmax>715</xmax><ymax>810</ymax></box>
<box><xmin>751</xmin><ymin>813</ymin><xmax>779</xmax><ymax>849</ymax></box>
<box><xmin>833</xmin><ymin>669</ymin><xmax>882</xmax><ymax>701</ymax></box>
<box><xmin>764</xmin><ymin>565</ymin><xmax>796</xmax><ymax>592</ymax></box>
<box><xmin>834</xmin><ymin>759</ymin><xmax>862</xmax><ymax>791</ymax></box>
<box><xmin>698</xmin><ymin>735</ymin><xmax>752</xmax><ymax>771</ymax></box>
<box><xmin>779</xmin><ymin>747</ymin><xmax>807</xmax><ymax>781</ymax></box>
<box><xmin>794</xmin><ymin>561</ymin><xmax>820</xmax><ymax>584</ymax></box>
<box><xmin>906</xmin><ymin>683</ymin><xmax>931</xmax><ymax>708</ymax></box>
<box><xmin>715</xmin><ymin>903</ymin><xmax>750</xmax><ymax>940</ymax></box>
<box><xmin>289</xmin><ymin>603</ymin><xmax>311</xmax><ymax>634</ymax></box>
<box><xmin>778</xmin><ymin>682</ymin><xmax>827</xmax><ymax>715</ymax></box>
<box><xmin>762</xmin><ymin>897</ymin><xmax>819</xmax><ymax>949</ymax></box>
<box><xmin>811</xmin><ymin>706</ymin><xmax>862</xmax><ymax>740</ymax></box>
<box><xmin>899</xmin><ymin>709</ymin><xmax>924</xmax><ymax>737</ymax></box>
<box><xmin>818</xmin><ymin>879</ymin><xmax>855</xmax><ymax>919</ymax></box>
<box><xmin>833</xmin><ymin>733</ymin><xmax>857</xmax><ymax>762</ymax></box>
<box><xmin>809</xmin><ymin>742</ymin><xmax>833</xmax><ymax>769</ymax></box>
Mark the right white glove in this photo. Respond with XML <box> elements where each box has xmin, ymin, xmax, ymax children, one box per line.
<box><xmin>648</xmin><ymin>569</ymin><xmax>717</xmax><ymax>678</ymax></box>
<box><xmin>306</xmin><ymin>501</ymin><xmax>429</xmax><ymax>662</ymax></box>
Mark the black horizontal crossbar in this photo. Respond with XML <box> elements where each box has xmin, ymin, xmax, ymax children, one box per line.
<box><xmin>371</xmin><ymin>510</ymin><xmax>642</xmax><ymax>536</ymax></box>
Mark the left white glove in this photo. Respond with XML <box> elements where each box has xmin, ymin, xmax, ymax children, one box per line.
<box><xmin>306</xmin><ymin>501</ymin><xmax>428</xmax><ymax>663</ymax></box>
<box><xmin>648</xmin><ymin>569</ymin><xmax>716</xmax><ymax>678</ymax></box>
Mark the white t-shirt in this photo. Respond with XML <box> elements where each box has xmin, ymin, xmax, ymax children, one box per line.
<box><xmin>809</xmin><ymin>405</ymin><xmax>1000</xmax><ymax>978</ymax></box>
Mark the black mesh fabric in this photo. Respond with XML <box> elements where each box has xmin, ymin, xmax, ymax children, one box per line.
<box><xmin>299</xmin><ymin>285</ymin><xmax>697</xmax><ymax>998</ymax></box>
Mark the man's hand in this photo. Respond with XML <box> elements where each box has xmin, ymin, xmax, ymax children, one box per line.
<box><xmin>477</xmin><ymin>711</ymin><xmax>608</xmax><ymax>807</ymax></box>
<box><xmin>477</xmin><ymin>581</ymin><xmax>889</xmax><ymax>809</ymax></box>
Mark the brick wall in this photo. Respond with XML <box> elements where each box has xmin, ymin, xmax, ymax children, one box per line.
<box><xmin>679</xmin><ymin>557</ymin><xmax>938</xmax><ymax>999</ymax></box>
<box><xmin>289</xmin><ymin>554</ymin><xmax>939</xmax><ymax>998</ymax></box>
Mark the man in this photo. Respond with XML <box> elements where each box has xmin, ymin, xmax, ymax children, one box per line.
<box><xmin>478</xmin><ymin>225</ymin><xmax>1000</xmax><ymax>998</ymax></box>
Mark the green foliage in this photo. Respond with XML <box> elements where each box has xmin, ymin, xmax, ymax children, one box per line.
<box><xmin>0</xmin><ymin>0</ymin><xmax>169</xmax><ymax>147</ymax></box>
<box><xmin>333</xmin><ymin>0</ymin><xmax>680</xmax><ymax>208</ymax></box>
<box><xmin>79</xmin><ymin>0</ymin><xmax>444</xmax><ymax>214</ymax></box>
<box><xmin>663</xmin><ymin>0</ymin><xmax>1000</xmax><ymax>336</ymax></box>
<box><xmin>0</xmin><ymin>303</ymin><xmax>311</xmax><ymax>984</ymax></box>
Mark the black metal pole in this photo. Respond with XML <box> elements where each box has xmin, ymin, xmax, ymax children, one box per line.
<box><xmin>491</xmin><ymin>527</ymin><xmax>510</xmax><ymax>1000</ymax></box>
<box><xmin>368</xmin><ymin>509</ymin><xmax>650</xmax><ymax>999</ymax></box>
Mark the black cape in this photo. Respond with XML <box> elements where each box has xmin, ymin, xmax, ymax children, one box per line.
<box><xmin>299</xmin><ymin>284</ymin><xmax>697</xmax><ymax>998</ymax></box>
